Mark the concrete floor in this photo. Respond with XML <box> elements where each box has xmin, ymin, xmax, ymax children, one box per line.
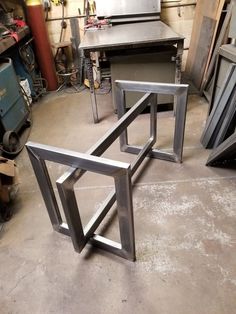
<box><xmin>0</xmin><ymin>88</ymin><xmax>236</xmax><ymax>314</ymax></box>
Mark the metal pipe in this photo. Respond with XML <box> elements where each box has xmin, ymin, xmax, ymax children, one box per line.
<box><xmin>162</xmin><ymin>2</ymin><xmax>196</xmax><ymax>8</ymax></box>
<box><xmin>45</xmin><ymin>14</ymin><xmax>96</xmax><ymax>22</ymax></box>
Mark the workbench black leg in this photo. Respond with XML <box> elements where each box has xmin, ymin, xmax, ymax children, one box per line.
<box><xmin>174</xmin><ymin>39</ymin><xmax>184</xmax><ymax>113</ymax></box>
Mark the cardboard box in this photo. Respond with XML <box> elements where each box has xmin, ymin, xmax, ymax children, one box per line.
<box><xmin>0</xmin><ymin>157</ymin><xmax>19</xmax><ymax>204</ymax></box>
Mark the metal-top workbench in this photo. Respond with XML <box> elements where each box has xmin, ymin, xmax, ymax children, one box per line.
<box><xmin>80</xmin><ymin>19</ymin><xmax>184</xmax><ymax>123</ymax></box>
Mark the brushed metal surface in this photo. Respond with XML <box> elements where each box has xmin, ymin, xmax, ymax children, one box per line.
<box><xmin>80</xmin><ymin>21</ymin><xmax>184</xmax><ymax>51</ymax></box>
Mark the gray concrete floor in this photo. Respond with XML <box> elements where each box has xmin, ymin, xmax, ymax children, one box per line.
<box><xmin>0</xmin><ymin>89</ymin><xmax>236</xmax><ymax>314</ymax></box>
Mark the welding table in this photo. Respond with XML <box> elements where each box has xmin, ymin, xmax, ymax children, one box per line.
<box><xmin>79</xmin><ymin>20</ymin><xmax>184</xmax><ymax>123</ymax></box>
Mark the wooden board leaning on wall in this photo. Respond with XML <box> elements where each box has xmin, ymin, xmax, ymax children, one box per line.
<box><xmin>185</xmin><ymin>0</ymin><xmax>226</xmax><ymax>90</ymax></box>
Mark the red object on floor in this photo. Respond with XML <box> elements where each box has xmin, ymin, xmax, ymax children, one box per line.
<box><xmin>26</xmin><ymin>4</ymin><xmax>58</xmax><ymax>91</ymax></box>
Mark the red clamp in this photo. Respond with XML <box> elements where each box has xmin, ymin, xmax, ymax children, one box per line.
<box><xmin>10</xmin><ymin>32</ymin><xmax>19</xmax><ymax>42</ymax></box>
<box><xmin>13</xmin><ymin>19</ymin><xmax>26</xmax><ymax>28</ymax></box>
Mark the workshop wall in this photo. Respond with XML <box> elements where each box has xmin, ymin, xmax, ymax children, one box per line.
<box><xmin>161</xmin><ymin>0</ymin><xmax>196</xmax><ymax>70</ymax></box>
<box><xmin>45</xmin><ymin>0</ymin><xmax>85</xmax><ymax>49</ymax></box>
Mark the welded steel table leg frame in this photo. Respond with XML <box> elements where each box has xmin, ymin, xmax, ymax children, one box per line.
<box><xmin>26</xmin><ymin>92</ymin><xmax>156</xmax><ymax>261</ymax></box>
<box><xmin>115</xmin><ymin>80</ymin><xmax>188</xmax><ymax>163</ymax></box>
<box><xmin>26</xmin><ymin>143</ymin><xmax>136</xmax><ymax>260</ymax></box>
<box><xmin>26</xmin><ymin>81</ymin><xmax>188</xmax><ymax>261</ymax></box>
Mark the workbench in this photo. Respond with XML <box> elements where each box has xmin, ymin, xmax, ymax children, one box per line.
<box><xmin>79</xmin><ymin>20</ymin><xmax>184</xmax><ymax>123</ymax></box>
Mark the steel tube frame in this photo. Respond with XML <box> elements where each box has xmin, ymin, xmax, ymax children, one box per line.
<box><xmin>26</xmin><ymin>80</ymin><xmax>188</xmax><ymax>261</ymax></box>
<box><xmin>201</xmin><ymin>65</ymin><xmax>236</xmax><ymax>148</ymax></box>
<box><xmin>115</xmin><ymin>80</ymin><xmax>188</xmax><ymax>162</ymax></box>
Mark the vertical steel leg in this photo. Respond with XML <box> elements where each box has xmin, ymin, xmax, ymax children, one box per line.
<box><xmin>26</xmin><ymin>147</ymin><xmax>69</xmax><ymax>236</ymax></box>
<box><xmin>150</xmin><ymin>93</ymin><xmax>157</xmax><ymax>144</ymax></box>
<box><xmin>175</xmin><ymin>40</ymin><xmax>184</xmax><ymax>85</ymax></box>
<box><xmin>56</xmin><ymin>172</ymin><xmax>85</xmax><ymax>253</ymax></box>
<box><xmin>85</xmin><ymin>55</ymin><xmax>99</xmax><ymax>123</ymax></box>
<box><xmin>115</xmin><ymin>169</ymin><xmax>135</xmax><ymax>261</ymax></box>
<box><xmin>174</xmin><ymin>39</ymin><xmax>184</xmax><ymax>112</ymax></box>
<box><xmin>173</xmin><ymin>87</ymin><xmax>188</xmax><ymax>162</ymax></box>
<box><xmin>115</xmin><ymin>86</ymin><xmax>128</xmax><ymax>151</ymax></box>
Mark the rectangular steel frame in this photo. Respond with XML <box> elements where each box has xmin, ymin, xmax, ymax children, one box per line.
<box><xmin>201</xmin><ymin>64</ymin><xmax>236</xmax><ymax>148</ymax></box>
<box><xmin>115</xmin><ymin>80</ymin><xmax>188</xmax><ymax>163</ymax></box>
<box><xmin>26</xmin><ymin>80</ymin><xmax>188</xmax><ymax>261</ymax></box>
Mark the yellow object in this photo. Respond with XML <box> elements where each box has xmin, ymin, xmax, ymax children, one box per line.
<box><xmin>51</xmin><ymin>0</ymin><xmax>61</xmax><ymax>5</ymax></box>
<box><xmin>25</xmin><ymin>0</ymin><xmax>41</xmax><ymax>6</ymax></box>
<box><xmin>84</xmin><ymin>79</ymin><xmax>100</xmax><ymax>89</ymax></box>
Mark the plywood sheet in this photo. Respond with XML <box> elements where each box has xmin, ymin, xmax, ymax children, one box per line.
<box><xmin>191</xmin><ymin>16</ymin><xmax>216</xmax><ymax>89</ymax></box>
<box><xmin>186</xmin><ymin>0</ymin><xmax>225</xmax><ymax>88</ymax></box>
<box><xmin>202</xmin><ymin>1</ymin><xmax>234</xmax><ymax>92</ymax></box>
<box><xmin>229</xmin><ymin>5</ymin><xmax>236</xmax><ymax>38</ymax></box>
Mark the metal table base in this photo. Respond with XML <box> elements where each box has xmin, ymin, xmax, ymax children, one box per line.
<box><xmin>26</xmin><ymin>80</ymin><xmax>188</xmax><ymax>261</ymax></box>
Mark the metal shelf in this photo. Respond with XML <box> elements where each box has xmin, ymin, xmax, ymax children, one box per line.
<box><xmin>0</xmin><ymin>26</ymin><xmax>30</xmax><ymax>55</ymax></box>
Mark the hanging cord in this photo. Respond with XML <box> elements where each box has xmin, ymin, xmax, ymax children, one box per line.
<box><xmin>54</xmin><ymin>0</ymin><xmax>66</xmax><ymax>63</ymax></box>
<box><xmin>19</xmin><ymin>41</ymin><xmax>35</xmax><ymax>73</ymax></box>
<box><xmin>19</xmin><ymin>39</ymin><xmax>48</xmax><ymax>99</ymax></box>
<box><xmin>59</xmin><ymin>0</ymin><xmax>65</xmax><ymax>42</ymax></box>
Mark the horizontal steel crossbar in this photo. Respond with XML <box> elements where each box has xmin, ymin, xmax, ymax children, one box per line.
<box><xmin>26</xmin><ymin>80</ymin><xmax>188</xmax><ymax>261</ymax></box>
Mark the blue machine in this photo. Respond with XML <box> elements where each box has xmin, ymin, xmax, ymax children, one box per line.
<box><xmin>0</xmin><ymin>59</ymin><xmax>29</xmax><ymax>140</ymax></box>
